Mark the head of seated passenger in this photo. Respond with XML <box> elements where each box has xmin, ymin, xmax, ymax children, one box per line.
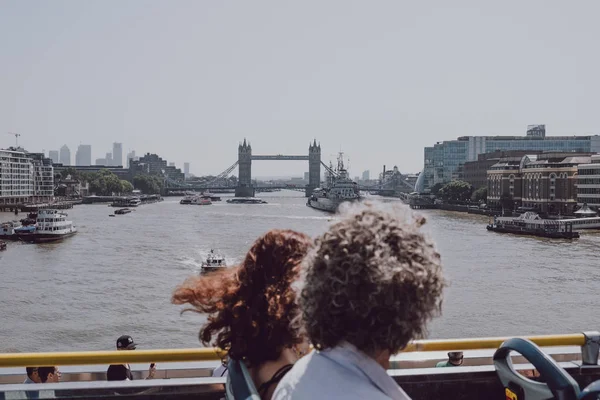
<box><xmin>273</xmin><ymin>201</ymin><xmax>445</xmax><ymax>400</ymax></box>
<box><xmin>172</xmin><ymin>229</ymin><xmax>312</xmax><ymax>399</ymax></box>
<box><xmin>38</xmin><ymin>366</ymin><xmax>60</xmax><ymax>383</ymax></box>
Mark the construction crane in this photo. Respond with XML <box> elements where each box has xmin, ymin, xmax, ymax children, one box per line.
<box><xmin>7</xmin><ymin>132</ymin><xmax>21</xmax><ymax>147</ymax></box>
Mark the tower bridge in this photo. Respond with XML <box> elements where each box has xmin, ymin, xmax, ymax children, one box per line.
<box><xmin>235</xmin><ymin>139</ymin><xmax>321</xmax><ymax>197</ymax></box>
<box><xmin>164</xmin><ymin>140</ymin><xmax>321</xmax><ymax>197</ymax></box>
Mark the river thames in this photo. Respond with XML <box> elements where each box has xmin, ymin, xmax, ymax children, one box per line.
<box><xmin>1</xmin><ymin>191</ymin><xmax>599</xmax><ymax>353</ymax></box>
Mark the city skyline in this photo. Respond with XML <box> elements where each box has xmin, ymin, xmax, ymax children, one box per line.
<box><xmin>2</xmin><ymin>1</ymin><xmax>600</xmax><ymax>176</ymax></box>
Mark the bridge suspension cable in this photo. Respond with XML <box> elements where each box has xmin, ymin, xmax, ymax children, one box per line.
<box><xmin>202</xmin><ymin>160</ymin><xmax>239</xmax><ymax>187</ymax></box>
<box><xmin>163</xmin><ymin>160</ymin><xmax>239</xmax><ymax>190</ymax></box>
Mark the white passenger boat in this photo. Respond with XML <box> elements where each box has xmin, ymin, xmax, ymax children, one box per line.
<box><xmin>200</xmin><ymin>249</ymin><xmax>226</xmax><ymax>275</ymax></box>
<box><xmin>16</xmin><ymin>209</ymin><xmax>77</xmax><ymax>243</ymax></box>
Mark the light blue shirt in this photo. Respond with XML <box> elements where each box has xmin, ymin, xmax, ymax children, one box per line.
<box><xmin>23</xmin><ymin>378</ymin><xmax>39</xmax><ymax>399</ymax></box>
<box><xmin>273</xmin><ymin>342</ymin><xmax>411</xmax><ymax>400</ymax></box>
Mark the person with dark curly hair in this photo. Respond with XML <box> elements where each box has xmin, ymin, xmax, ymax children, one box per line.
<box><xmin>172</xmin><ymin>229</ymin><xmax>312</xmax><ymax>400</ymax></box>
<box><xmin>273</xmin><ymin>202</ymin><xmax>445</xmax><ymax>400</ymax></box>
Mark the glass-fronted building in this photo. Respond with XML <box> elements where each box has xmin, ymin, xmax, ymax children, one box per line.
<box><xmin>419</xmin><ymin>130</ymin><xmax>600</xmax><ymax>192</ymax></box>
<box><xmin>0</xmin><ymin>148</ymin><xmax>54</xmax><ymax>205</ymax></box>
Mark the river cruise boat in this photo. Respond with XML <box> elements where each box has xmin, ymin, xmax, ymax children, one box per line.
<box><xmin>200</xmin><ymin>191</ymin><xmax>221</xmax><ymax>202</ymax></box>
<box><xmin>16</xmin><ymin>209</ymin><xmax>77</xmax><ymax>243</ymax></box>
<box><xmin>486</xmin><ymin>212</ymin><xmax>579</xmax><ymax>239</ymax></box>
<box><xmin>307</xmin><ymin>153</ymin><xmax>360</xmax><ymax>213</ymax></box>
<box><xmin>191</xmin><ymin>197</ymin><xmax>212</xmax><ymax>205</ymax></box>
<box><xmin>200</xmin><ymin>250</ymin><xmax>226</xmax><ymax>275</ymax></box>
<box><xmin>180</xmin><ymin>194</ymin><xmax>196</xmax><ymax>204</ymax></box>
<box><xmin>226</xmin><ymin>198</ymin><xmax>268</xmax><ymax>204</ymax></box>
<box><xmin>111</xmin><ymin>197</ymin><xmax>142</xmax><ymax>207</ymax></box>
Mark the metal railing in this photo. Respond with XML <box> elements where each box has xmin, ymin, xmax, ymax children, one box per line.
<box><xmin>1</xmin><ymin>332</ymin><xmax>597</xmax><ymax>368</ymax></box>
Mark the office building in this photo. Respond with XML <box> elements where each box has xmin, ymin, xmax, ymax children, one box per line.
<box><xmin>126</xmin><ymin>151</ymin><xmax>136</xmax><ymax>168</ymax></box>
<box><xmin>303</xmin><ymin>171</ymin><xmax>309</xmax><ymax>181</ymax></box>
<box><xmin>362</xmin><ymin>170</ymin><xmax>370</xmax><ymax>181</ymax></box>
<box><xmin>75</xmin><ymin>144</ymin><xmax>92</xmax><ymax>166</ymax></box>
<box><xmin>49</xmin><ymin>150</ymin><xmax>59</xmax><ymax>164</ymax></box>
<box><xmin>184</xmin><ymin>162</ymin><xmax>190</xmax><ymax>178</ymax></box>
<box><xmin>112</xmin><ymin>143</ymin><xmax>123</xmax><ymax>167</ymax></box>
<box><xmin>0</xmin><ymin>148</ymin><xmax>33</xmax><ymax>204</ymax></box>
<box><xmin>59</xmin><ymin>145</ymin><xmax>71</xmax><ymax>165</ymax></box>
<box><xmin>421</xmin><ymin>125</ymin><xmax>600</xmax><ymax>191</ymax></box>
<box><xmin>105</xmin><ymin>153</ymin><xmax>113</xmax><ymax>166</ymax></box>
<box><xmin>129</xmin><ymin>153</ymin><xmax>184</xmax><ymax>182</ymax></box>
<box><xmin>459</xmin><ymin>150</ymin><xmax>538</xmax><ymax>190</ymax></box>
<box><xmin>28</xmin><ymin>152</ymin><xmax>54</xmax><ymax>202</ymax></box>
<box><xmin>577</xmin><ymin>155</ymin><xmax>600</xmax><ymax>209</ymax></box>
<box><xmin>95</xmin><ymin>158</ymin><xmax>107</xmax><ymax>166</ymax></box>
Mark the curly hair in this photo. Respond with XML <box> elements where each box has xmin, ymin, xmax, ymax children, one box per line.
<box><xmin>300</xmin><ymin>201</ymin><xmax>444</xmax><ymax>355</ymax></box>
<box><xmin>172</xmin><ymin>229</ymin><xmax>312</xmax><ymax>367</ymax></box>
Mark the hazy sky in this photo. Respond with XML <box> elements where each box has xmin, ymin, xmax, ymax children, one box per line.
<box><xmin>2</xmin><ymin>1</ymin><xmax>600</xmax><ymax>177</ymax></box>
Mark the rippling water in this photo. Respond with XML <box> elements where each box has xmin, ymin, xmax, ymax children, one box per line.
<box><xmin>1</xmin><ymin>191</ymin><xmax>599</xmax><ymax>352</ymax></box>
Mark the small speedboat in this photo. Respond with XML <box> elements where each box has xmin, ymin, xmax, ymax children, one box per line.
<box><xmin>114</xmin><ymin>208</ymin><xmax>132</xmax><ymax>215</ymax></box>
<box><xmin>200</xmin><ymin>249</ymin><xmax>226</xmax><ymax>275</ymax></box>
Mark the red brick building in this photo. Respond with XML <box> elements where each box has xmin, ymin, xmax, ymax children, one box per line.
<box><xmin>487</xmin><ymin>152</ymin><xmax>594</xmax><ymax>214</ymax></box>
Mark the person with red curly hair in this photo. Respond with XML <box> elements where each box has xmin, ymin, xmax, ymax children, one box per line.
<box><xmin>172</xmin><ymin>229</ymin><xmax>312</xmax><ymax>400</ymax></box>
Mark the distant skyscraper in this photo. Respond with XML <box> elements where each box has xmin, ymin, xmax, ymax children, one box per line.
<box><xmin>59</xmin><ymin>145</ymin><xmax>71</xmax><ymax>165</ymax></box>
<box><xmin>95</xmin><ymin>158</ymin><xmax>107</xmax><ymax>165</ymax></box>
<box><xmin>362</xmin><ymin>170</ymin><xmax>370</xmax><ymax>181</ymax></box>
<box><xmin>304</xmin><ymin>172</ymin><xmax>309</xmax><ymax>181</ymax></box>
<box><xmin>75</xmin><ymin>144</ymin><xmax>92</xmax><ymax>166</ymax></box>
<box><xmin>184</xmin><ymin>162</ymin><xmax>190</xmax><ymax>178</ymax></box>
<box><xmin>49</xmin><ymin>150</ymin><xmax>59</xmax><ymax>164</ymax></box>
<box><xmin>169</xmin><ymin>162</ymin><xmax>175</xmax><ymax>167</ymax></box>
<box><xmin>105</xmin><ymin>152</ymin><xmax>113</xmax><ymax>166</ymax></box>
<box><xmin>126</xmin><ymin>150</ymin><xmax>136</xmax><ymax>168</ymax></box>
<box><xmin>112</xmin><ymin>143</ymin><xmax>123</xmax><ymax>167</ymax></box>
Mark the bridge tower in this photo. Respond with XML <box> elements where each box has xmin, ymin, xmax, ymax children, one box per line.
<box><xmin>235</xmin><ymin>139</ymin><xmax>255</xmax><ymax>197</ymax></box>
<box><xmin>306</xmin><ymin>140</ymin><xmax>321</xmax><ymax>197</ymax></box>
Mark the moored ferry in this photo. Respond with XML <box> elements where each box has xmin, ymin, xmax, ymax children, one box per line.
<box><xmin>16</xmin><ymin>209</ymin><xmax>77</xmax><ymax>243</ymax></box>
<box><xmin>487</xmin><ymin>212</ymin><xmax>580</xmax><ymax>239</ymax></box>
<box><xmin>200</xmin><ymin>191</ymin><xmax>221</xmax><ymax>202</ymax></box>
<box><xmin>110</xmin><ymin>197</ymin><xmax>142</xmax><ymax>207</ymax></box>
